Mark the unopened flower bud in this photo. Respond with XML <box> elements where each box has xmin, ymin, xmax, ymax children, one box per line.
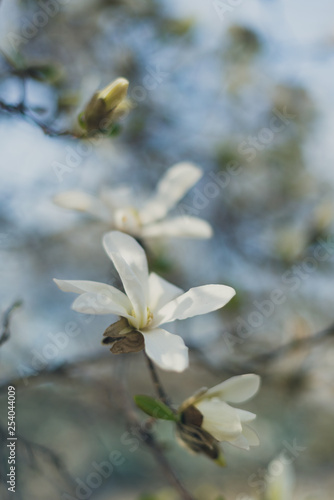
<box><xmin>80</xmin><ymin>77</ymin><xmax>130</xmax><ymax>133</ymax></box>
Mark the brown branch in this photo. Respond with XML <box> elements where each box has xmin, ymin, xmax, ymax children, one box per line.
<box><xmin>186</xmin><ymin>321</ymin><xmax>334</xmax><ymax>378</ymax></box>
<box><xmin>0</xmin><ymin>301</ymin><xmax>22</xmax><ymax>347</ymax></box>
<box><xmin>144</xmin><ymin>352</ymin><xmax>172</xmax><ymax>407</ymax></box>
<box><xmin>17</xmin><ymin>432</ymin><xmax>75</xmax><ymax>488</ymax></box>
<box><xmin>0</xmin><ymin>99</ymin><xmax>77</xmax><ymax>137</ymax></box>
<box><xmin>0</xmin><ymin>353</ymin><xmax>109</xmax><ymax>393</ymax></box>
<box><xmin>249</xmin><ymin>322</ymin><xmax>334</xmax><ymax>366</ymax></box>
<box><xmin>117</xmin><ymin>370</ymin><xmax>196</xmax><ymax>500</ymax></box>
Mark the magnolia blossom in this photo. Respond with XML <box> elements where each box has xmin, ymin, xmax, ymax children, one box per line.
<box><xmin>81</xmin><ymin>77</ymin><xmax>130</xmax><ymax>132</ymax></box>
<box><xmin>54</xmin><ymin>231</ymin><xmax>235</xmax><ymax>372</ymax></box>
<box><xmin>178</xmin><ymin>374</ymin><xmax>260</xmax><ymax>454</ymax></box>
<box><xmin>244</xmin><ymin>457</ymin><xmax>294</xmax><ymax>500</ymax></box>
<box><xmin>264</xmin><ymin>456</ymin><xmax>294</xmax><ymax>500</ymax></box>
<box><xmin>53</xmin><ymin>162</ymin><xmax>213</xmax><ymax>240</ymax></box>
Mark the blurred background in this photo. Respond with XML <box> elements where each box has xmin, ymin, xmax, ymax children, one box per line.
<box><xmin>0</xmin><ymin>0</ymin><xmax>334</xmax><ymax>499</ymax></box>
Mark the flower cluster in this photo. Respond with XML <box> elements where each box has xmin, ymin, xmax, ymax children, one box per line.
<box><xmin>54</xmin><ymin>125</ymin><xmax>261</xmax><ymax>464</ymax></box>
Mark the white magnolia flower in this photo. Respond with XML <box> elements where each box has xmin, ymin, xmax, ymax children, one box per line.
<box><xmin>179</xmin><ymin>374</ymin><xmax>260</xmax><ymax>451</ymax></box>
<box><xmin>53</xmin><ymin>162</ymin><xmax>213</xmax><ymax>240</ymax></box>
<box><xmin>54</xmin><ymin>231</ymin><xmax>235</xmax><ymax>372</ymax></box>
<box><xmin>265</xmin><ymin>456</ymin><xmax>294</xmax><ymax>500</ymax></box>
<box><xmin>242</xmin><ymin>457</ymin><xmax>294</xmax><ymax>500</ymax></box>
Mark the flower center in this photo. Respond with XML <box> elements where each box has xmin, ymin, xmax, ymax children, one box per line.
<box><xmin>114</xmin><ymin>207</ymin><xmax>141</xmax><ymax>234</ymax></box>
<box><xmin>128</xmin><ymin>307</ymin><xmax>153</xmax><ymax>330</ymax></box>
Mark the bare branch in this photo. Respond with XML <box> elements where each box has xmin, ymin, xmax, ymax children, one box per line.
<box><xmin>144</xmin><ymin>352</ymin><xmax>172</xmax><ymax>408</ymax></box>
<box><xmin>116</xmin><ymin>373</ymin><xmax>197</xmax><ymax>500</ymax></box>
<box><xmin>0</xmin><ymin>301</ymin><xmax>22</xmax><ymax>347</ymax></box>
<box><xmin>0</xmin><ymin>99</ymin><xmax>77</xmax><ymax>137</ymax></box>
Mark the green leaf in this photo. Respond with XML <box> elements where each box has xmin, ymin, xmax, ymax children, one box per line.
<box><xmin>134</xmin><ymin>395</ymin><xmax>177</xmax><ymax>421</ymax></box>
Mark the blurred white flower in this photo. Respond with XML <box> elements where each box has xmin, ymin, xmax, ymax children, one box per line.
<box><xmin>265</xmin><ymin>456</ymin><xmax>294</xmax><ymax>500</ymax></box>
<box><xmin>53</xmin><ymin>162</ymin><xmax>213</xmax><ymax>240</ymax></box>
<box><xmin>179</xmin><ymin>374</ymin><xmax>260</xmax><ymax>452</ymax></box>
<box><xmin>54</xmin><ymin>231</ymin><xmax>235</xmax><ymax>372</ymax></box>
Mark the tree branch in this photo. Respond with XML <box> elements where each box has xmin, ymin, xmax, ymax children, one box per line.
<box><xmin>0</xmin><ymin>99</ymin><xmax>77</xmax><ymax>137</ymax></box>
<box><xmin>144</xmin><ymin>352</ymin><xmax>172</xmax><ymax>408</ymax></box>
<box><xmin>0</xmin><ymin>301</ymin><xmax>22</xmax><ymax>347</ymax></box>
<box><xmin>117</xmin><ymin>369</ymin><xmax>196</xmax><ymax>500</ymax></box>
<box><xmin>249</xmin><ymin>322</ymin><xmax>334</xmax><ymax>366</ymax></box>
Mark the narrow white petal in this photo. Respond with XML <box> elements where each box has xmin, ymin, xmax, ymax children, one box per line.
<box><xmin>141</xmin><ymin>217</ymin><xmax>213</xmax><ymax>239</ymax></box>
<box><xmin>148</xmin><ymin>273</ymin><xmax>184</xmax><ymax>314</ymax></box>
<box><xmin>103</xmin><ymin>231</ymin><xmax>149</xmax><ymax>324</ymax></box>
<box><xmin>100</xmin><ymin>187</ymin><xmax>133</xmax><ymax>210</ymax></box>
<box><xmin>53</xmin><ymin>279</ymin><xmax>131</xmax><ymax>311</ymax></box>
<box><xmin>152</xmin><ymin>284</ymin><xmax>236</xmax><ymax>327</ymax></box>
<box><xmin>103</xmin><ymin>231</ymin><xmax>148</xmax><ymax>290</ymax></box>
<box><xmin>53</xmin><ymin>191</ymin><xmax>109</xmax><ymax>220</ymax></box>
<box><xmin>71</xmin><ymin>292</ymin><xmax>132</xmax><ymax>317</ymax></box>
<box><xmin>141</xmin><ymin>328</ymin><xmax>189</xmax><ymax>372</ymax></box>
<box><xmin>227</xmin><ymin>433</ymin><xmax>250</xmax><ymax>450</ymax></box>
<box><xmin>195</xmin><ymin>399</ymin><xmax>242</xmax><ymax>441</ymax></box>
<box><xmin>236</xmin><ymin>408</ymin><xmax>256</xmax><ymax>423</ymax></box>
<box><xmin>242</xmin><ymin>425</ymin><xmax>259</xmax><ymax>447</ymax></box>
<box><xmin>229</xmin><ymin>425</ymin><xmax>259</xmax><ymax>450</ymax></box>
<box><xmin>204</xmin><ymin>374</ymin><xmax>260</xmax><ymax>403</ymax></box>
<box><xmin>139</xmin><ymin>162</ymin><xmax>203</xmax><ymax>224</ymax></box>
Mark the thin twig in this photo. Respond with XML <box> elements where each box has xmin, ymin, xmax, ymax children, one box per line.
<box><xmin>141</xmin><ymin>431</ymin><xmax>196</xmax><ymax>500</ymax></box>
<box><xmin>144</xmin><ymin>352</ymin><xmax>171</xmax><ymax>407</ymax></box>
<box><xmin>0</xmin><ymin>424</ymin><xmax>75</xmax><ymax>495</ymax></box>
<box><xmin>117</xmin><ymin>370</ymin><xmax>196</xmax><ymax>500</ymax></box>
<box><xmin>0</xmin><ymin>100</ymin><xmax>77</xmax><ymax>137</ymax></box>
<box><xmin>18</xmin><ymin>433</ymin><xmax>75</xmax><ymax>488</ymax></box>
<box><xmin>249</xmin><ymin>322</ymin><xmax>334</xmax><ymax>366</ymax></box>
<box><xmin>185</xmin><ymin>322</ymin><xmax>334</xmax><ymax>379</ymax></box>
<box><xmin>0</xmin><ymin>353</ymin><xmax>106</xmax><ymax>393</ymax></box>
<box><xmin>0</xmin><ymin>301</ymin><xmax>22</xmax><ymax>347</ymax></box>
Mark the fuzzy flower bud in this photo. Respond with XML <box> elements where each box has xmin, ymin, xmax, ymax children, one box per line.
<box><xmin>80</xmin><ymin>77</ymin><xmax>130</xmax><ymax>132</ymax></box>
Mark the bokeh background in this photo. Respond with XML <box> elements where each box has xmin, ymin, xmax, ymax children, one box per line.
<box><xmin>0</xmin><ymin>0</ymin><xmax>334</xmax><ymax>499</ymax></box>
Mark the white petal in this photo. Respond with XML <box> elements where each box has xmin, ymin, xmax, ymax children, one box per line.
<box><xmin>204</xmin><ymin>374</ymin><xmax>260</xmax><ymax>403</ymax></box>
<box><xmin>242</xmin><ymin>425</ymin><xmax>259</xmax><ymax>447</ymax></box>
<box><xmin>53</xmin><ymin>191</ymin><xmax>109</xmax><ymax>220</ymax></box>
<box><xmin>229</xmin><ymin>425</ymin><xmax>259</xmax><ymax>450</ymax></box>
<box><xmin>152</xmin><ymin>284</ymin><xmax>236</xmax><ymax>327</ymax></box>
<box><xmin>236</xmin><ymin>408</ymin><xmax>256</xmax><ymax>423</ymax></box>
<box><xmin>53</xmin><ymin>279</ymin><xmax>131</xmax><ymax>311</ymax></box>
<box><xmin>141</xmin><ymin>328</ymin><xmax>189</xmax><ymax>372</ymax></box>
<box><xmin>195</xmin><ymin>399</ymin><xmax>242</xmax><ymax>441</ymax></box>
<box><xmin>100</xmin><ymin>187</ymin><xmax>133</xmax><ymax>210</ymax></box>
<box><xmin>227</xmin><ymin>433</ymin><xmax>250</xmax><ymax>450</ymax></box>
<box><xmin>139</xmin><ymin>162</ymin><xmax>203</xmax><ymax>224</ymax></box>
<box><xmin>148</xmin><ymin>273</ymin><xmax>184</xmax><ymax>314</ymax></box>
<box><xmin>103</xmin><ymin>231</ymin><xmax>149</xmax><ymax>325</ymax></box>
<box><xmin>141</xmin><ymin>217</ymin><xmax>213</xmax><ymax>239</ymax></box>
<box><xmin>71</xmin><ymin>292</ymin><xmax>132</xmax><ymax>317</ymax></box>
